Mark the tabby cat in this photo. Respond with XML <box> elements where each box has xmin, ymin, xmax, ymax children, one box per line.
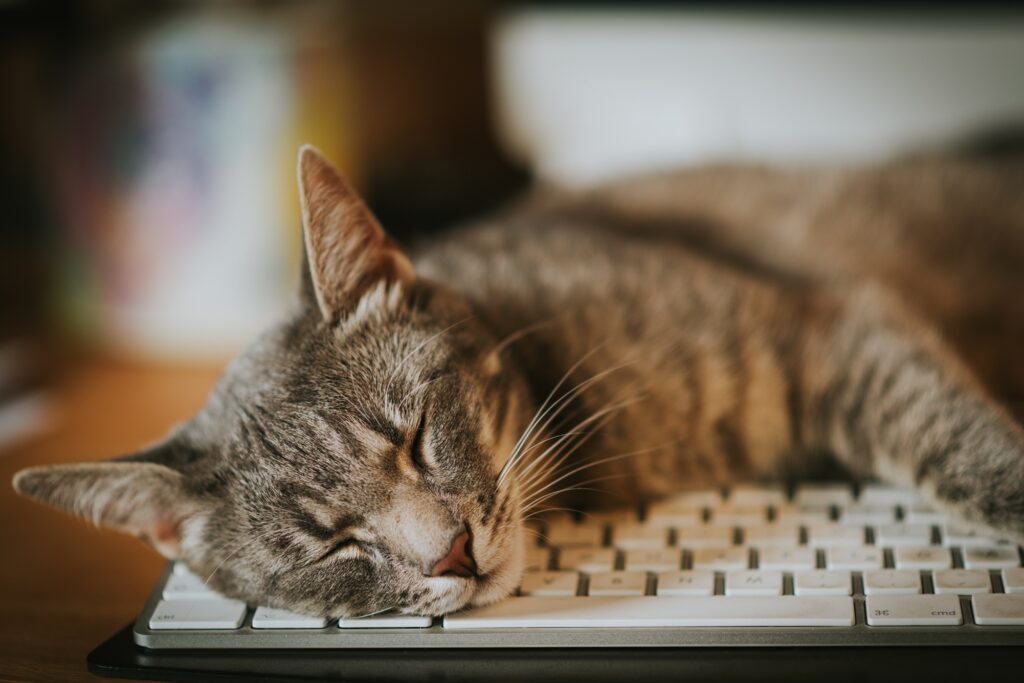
<box><xmin>12</xmin><ymin>146</ymin><xmax>1024</xmax><ymax>618</ymax></box>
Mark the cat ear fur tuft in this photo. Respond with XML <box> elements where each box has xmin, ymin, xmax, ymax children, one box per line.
<box><xmin>297</xmin><ymin>145</ymin><xmax>415</xmax><ymax>323</ymax></box>
<box><xmin>12</xmin><ymin>462</ymin><xmax>195</xmax><ymax>558</ymax></box>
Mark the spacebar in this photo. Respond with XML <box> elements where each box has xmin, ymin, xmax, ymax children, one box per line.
<box><xmin>444</xmin><ymin>596</ymin><xmax>854</xmax><ymax>629</ymax></box>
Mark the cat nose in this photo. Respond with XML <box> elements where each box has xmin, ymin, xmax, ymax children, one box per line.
<box><xmin>428</xmin><ymin>528</ymin><xmax>477</xmax><ymax>578</ymax></box>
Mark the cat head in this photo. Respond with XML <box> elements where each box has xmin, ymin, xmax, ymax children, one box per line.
<box><xmin>12</xmin><ymin>147</ymin><xmax>534</xmax><ymax>617</ymax></box>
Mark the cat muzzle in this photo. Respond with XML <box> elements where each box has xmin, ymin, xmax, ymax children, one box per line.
<box><xmin>428</xmin><ymin>529</ymin><xmax>477</xmax><ymax>578</ymax></box>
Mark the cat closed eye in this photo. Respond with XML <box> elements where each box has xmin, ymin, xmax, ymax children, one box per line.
<box><xmin>409</xmin><ymin>416</ymin><xmax>431</xmax><ymax>472</ymax></box>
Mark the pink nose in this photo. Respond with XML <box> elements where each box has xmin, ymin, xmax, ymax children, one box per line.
<box><xmin>429</xmin><ymin>530</ymin><xmax>477</xmax><ymax>578</ymax></box>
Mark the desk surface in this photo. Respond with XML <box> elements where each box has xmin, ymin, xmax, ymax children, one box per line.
<box><xmin>0</xmin><ymin>359</ymin><xmax>222</xmax><ymax>683</ymax></box>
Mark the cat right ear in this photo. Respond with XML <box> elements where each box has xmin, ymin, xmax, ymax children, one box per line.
<box><xmin>12</xmin><ymin>460</ymin><xmax>199</xmax><ymax>559</ymax></box>
<box><xmin>296</xmin><ymin>145</ymin><xmax>415</xmax><ymax>323</ymax></box>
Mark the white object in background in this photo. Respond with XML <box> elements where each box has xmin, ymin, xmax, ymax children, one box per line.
<box><xmin>491</xmin><ymin>9</ymin><xmax>1024</xmax><ymax>186</ymax></box>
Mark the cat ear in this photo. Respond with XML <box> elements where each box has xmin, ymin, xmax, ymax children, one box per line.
<box><xmin>12</xmin><ymin>461</ymin><xmax>197</xmax><ymax>558</ymax></box>
<box><xmin>297</xmin><ymin>145</ymin><xmax>415</xmax><ymax>322</ymax></box>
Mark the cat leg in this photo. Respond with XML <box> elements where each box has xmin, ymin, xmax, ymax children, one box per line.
<box><xmin>806</xmin><ymin>285</ymin><xmax>1024</xmax><ymax>542</ymax></box>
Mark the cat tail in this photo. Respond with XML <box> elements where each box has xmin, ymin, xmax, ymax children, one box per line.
<box><xmin>806</xmin><ymin>285</ymin><xmax>1024</xmax><ymax>541</ymax></box>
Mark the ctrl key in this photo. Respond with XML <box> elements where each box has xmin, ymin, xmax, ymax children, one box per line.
<box><xmin>149</xmin><ymin>598</ymin><xmax>248</xmax><ymax>630</ymax></box>
<box><xmin>865</xmin><ymin>595</ymin><xmax>962</xmax><ymax>626</ymax></box>
<box><xmin>972</xmin><ymin>594</ymin><xmax>1024</xmax><ymax>625</ymax></box>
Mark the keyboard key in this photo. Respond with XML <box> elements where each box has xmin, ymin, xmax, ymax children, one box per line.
<box><xmin>711</xmin><ymin>504</ymin><xmax>768</xmax><ymax>526</ymax></box>
<box><xmin>972</xmin><ymin>594</ymin><xmax>1024</xmax><ymax>625</ymax></box>
<box><xmin>725</xmin><ymin>570</ymin><xmax>783</xmax><ymax>596</ymax></box>
<box><xmin>942</xmin><ymin>523</ymin><xmax>1003</xmax><ymax>548</ymax></box>
<box><xmin>807</xmin><ymin>524</ymin><xmax>864</xmax><ymax>548</ymax></box>
<box><xmin>826</xmin><ymin>547</ymin><xmax>883</xmax><ymax>571</ymax></box>
<box><xmin>905</xmin><ymin>504</ymin><xmax>947</xmax><ymax>525</ymax></box>
<box><xmin>644</xmin><ymin>506</ymin><xmax>703</xmax><ymax>528</ymax></box>
<box><xmin>893</xmin><ymin>546</ymin><xmax>952</xmax><ymax>570</ymax></box>
<box><xmin>546</xmin><ymin>523</ymin><xmax>604</xmax><ymax>547</ymax></box>
<box><xmin>874</xmin><ymin>523</ymin><xmax>932</xmax><ymax>547</ymax></box>
<box><xmin>794</xmin><ymin>484</ymin><xmax>852</xmax><ymax>508</ymax></box>
<box><xmin>773</xmin><ymin>505</ymin><xmax>831</xmax><ymax>525</ymax></box>
<box><xmin>865</xmin><ymin>595</ymin><xmax>962</xmax><ymax>626</ymax></box>
<box><xmin>962</xmin><ymin>546</ymin><xmax>1020</xmax><ymax>570</ymax></box>
<box><xmin>624</xmin><ymin>548</ymin><xmax>681</xmax><ymax>572</ymax></box>
<box><xmin>862</xmin><ymin>570</ymin><xmax>921</xmax><ymax>595</ymax></box>
<box><xmin>557</xmin><ymin>548</ymin><xmax>616</xmax><ymax>573</ymax></box>
<box><xmin>163</xmin><ymin>570</ymin><xmax>221</xmax><ymax>601</ymax></box>
<box><xmin>728</xmin><ymin>485</ymin><xmax>788</xmax><ymax>506</ymax></box>
<box><xmin>1002</xmin><ymin>567</ymin><xmax>1024</xmax><ymax>593</ymax></box>
<box><xmin>743</xmin><ymin>525</ymin><xmax>799</xmax><ymax>548</ymax></box>
<box><xmin>251</xmin><ymin>607</ymin><xmax>328</xmax><ymax>629</ymax></box>
<box><xmin>523</xmin><ymin>547</ymin><xmax>551</xmax><ymax>572</ymax></box>
<box><xmin>675</xmin><ymin>526</ymin><xmax>734</xmax><ymax>549</ymax></box>
<box><xmin>149</xmin><ymin>599</ymin><xmax>248</xmax><ymax>630</ymax></box>
<box><xmin>520</xmin><ymin>571</ymin><xmax>580</xmax><ymax>596</ymax></box>
<box><xmin>839</xmin><ymin>504</ymin><xmax>895</xmax><ymax>526</ymax></box>
<box><xmin>933</xmin><ymin>569</ymin><xmax>991</xmax><ymax>595</ymax></box>
<box><xmin>758</xmin><ymin>547</ymin><xmax>817</xmax><ymax>571</ymax></box>
<box><xmin>793</xmin><ymin>570</ymin><xmax>852</xmax><ymax>596</ymax></box>
<box><xmin>338</xmin><ymin>612</ymin><xmax>432</xmax><ymax>628</ymax></box>
<box><xmin>691</xmin><ymin>547</ymin><xmax>749</xmax><ymax>571</ymax></box>
<box><xmin>612</xmin><ymin>524</ymin><xmax>668</xmax><ymax>550</ymax></box>
<box><xmin>443</xmin><ymin>596</ymin><xmax>855</xmax><ymax>628</ymax></box>
<box><xmin>582</xmin><ymin>509</ymin><xmax>638</xmax><ymax>526</ymax></box>
<box><xmin>662</xmin><ymin>490</ymin><xmax>723</xmax><ymax>508</ymax></box>
<box><xmin>858</xmin><ymin>485</ymin><xmax>918</xmax><ymax>506</ymax></box>
<box><xmin>587</xmin><ymin>571</ymin><xmax>647</xmax><ymax>596</ymax></box>
<box><xmin>656</xmin><ymin>570</ymin><xmax>715</xmax><ymax>596</ymax></box>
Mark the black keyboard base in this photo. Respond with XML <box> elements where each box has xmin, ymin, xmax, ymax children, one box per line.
<box><xmin>89</xmin><ymin>623</ymin><xmax>1024</xmax><ymax>682</ymax></box>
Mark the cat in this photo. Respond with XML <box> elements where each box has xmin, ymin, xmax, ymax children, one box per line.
<box><xmin>12</xmin><ymin>145</ymin><xmax>1024</xmax><ymax>618</ymax></box>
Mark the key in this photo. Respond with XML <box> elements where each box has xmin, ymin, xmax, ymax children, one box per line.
<box><xmin>807</xmin><ymin>524</ymin><xmax>864</xmax><ymax>548</ymax></box>
<box><xmin>523</xmin><ymin>547</ymin><xmax>551</xmax><ymax>572</ymax></box>
<box><xmin>520</xmin><ymin>571</ymin><xmax>580</xmax><ymax>596</ymax></box>
<box><xmin>794</xmin><ymin>484</ymin><xmax>852</xmax><ymax>507</ymax></box>
<box><xmin>443</xmin><ymin>596</ymin><xmax>855</xmax><ymax>628</ymax></box>
<box><xmin>893</xmin><ymin>546</ymin><xmax>951</xmax><ymax>570</ymax></box>
<box><xmin>645</xmin><ymin>508</ymin><xmax>703</xmax><ymax>528</ymax></box>
<box><xmin>675</xmin><ymin>526</ymin><xmax>734</xmax><ymax>549</ymax></box>
<box><xmin>874</xmin><ymin>523</ymin><xmax>932</xmax><ymax>547</ymax></box>
<box><xmin>862</xmin><ymin>570</ymin><xmax>921</xmax><ymax>595</ymax></box>
<box><xmin>728</xmin><ymin>485</ymin><xmax>787</xmax><ymax>506</ymax></box>
<box><xmin>758</xmin><ymin>547</ymin><xmax>817</xmax><ymax>571</ymax></box>
<box><xmin>905</xmin><ymin>504</ymin><xmax>947</xmax><ymax>525</ymax></box>
<box><xmin>662</xmin><ymin>490</ymin><xmax>722</xmax><ymax>508</ymax></box>
<box><xmin>691</xmin><ymin>547</ymin><xmax>749</xmax><ymax>571</ymax></box>
<box><xmin>624</xmin><ymin>548</ymin><xmax>681</xmax><ymax>572</ymax></box>
<box><xmin>582</xmin><ymin>509</ymin><xmax>638</xmax><ymax>526</ymax></box>
<box><xmin>839</xmin><ymin>504</ymin><xmax>895</xmax><ymax>526</ymax></box>
<box><xmin>743</xmin><ymin>525</ymin><xmax>800</xmax><ymax>548</ymax></box>
<box><xmin>1002</xmin><ymin>567</ymin><xmax>1024</xmax><ymax>593</ymax></box>
<box><xmin>149</xmin><ymin>599</ymin><xmax>247</xmax><ymax>630</ymax></box>
<box><xmin>793</xmin><ymin>570</ymin><xmax>852</xmax><ymax>596</ymax></box>
<box><xmin>587</xmin><ymin>571</ymin><xmax>647</xmax><ymax>596</ymax></box>
<box><xmin>725</xmin><ymin>570</ymin><xmax>783</xmax><ymax>596</ymax></box>
<box><xmin>612</xmin><ymin>523</ymin><xmax>668</xmax><ymax>550</ymax></box>
<box><xmin>172</xmin><ymin>562</ymin><xmax>192</xmax><ymax>575</ymax></box>
<box><xmin>711</xmin><ymin>504</ymin><xmax>768</xmax><ymax>526</ymax></box>
<box><xmin>865</xmin><ymin>595</ymin><xmax>962</xmax><ymax>626</ymax></box>
<box><xmin>338</xmin><ymin>612</ymin><xmax>433</xmax><ymax>628</ymax></box>
<box><xmin>826</xmin><ymin>547</ymin><xmax>883</xmax><ymax>571</ymax></box>
<box><xmin>557</xmin><ymin>548</ymin><xmax>615</xmax><ymax>573</ymax></box>
<box><xmin>858</xmin><ymin>485</ymin><xmax>918</xmax><ymax>506</ymax></box>
<box><xmin>656</xmin><ymin>570</ymin><xmax>715</xmax><ymax>596</ymax></box>
<box><xmin>962</xmin><ymin>546</ymin><xmax>1020</xmax><ymax>570</ymax></box>
<box><xmin>933</xmin><ymin>569</ymin><xmax>991</xmax><ymax>595</ymax></box>
<box><xmin>773</xmin><ymin>505</ymin><xmax>832</xmax><ymax>525</ymax></box>
<box><xmin>251</xmin><ymin>607</ymin><xmax>328</xmax><ymax>629</ymax></box>
<box><xmin>163</xmin><ymin>570</ymin><xmax>221</xmax><ymax>600</ymax></box>
<box><xmin>545</xmin><ymin>523</ymin><xmax>604</xmax><ymax>548</ymax></box>
<box><xmin>972</xmin><ymin>594</ymin><xmax>1024</xmax><ymax>625</ymax></box>
<box><xmin>942</xmin><ymin>523</ymin><xmax>1002</xmax><ymax>548</ymax></box>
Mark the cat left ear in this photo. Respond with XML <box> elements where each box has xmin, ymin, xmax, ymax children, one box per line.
<box><xmin>297</xmin><ymin>145</ymin><xmax>415</xmax><ymax>323</ymax></box>
<box><xmin>12</xmin><ymin>462</ymin><xmax>197</xmax><ymax>558</ymax></box>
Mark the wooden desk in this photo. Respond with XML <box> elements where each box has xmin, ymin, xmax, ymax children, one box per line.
<box><xmin>0</xmin><ymin>359</ymin><xmax>223</xmax><ymax>683</ymax></box>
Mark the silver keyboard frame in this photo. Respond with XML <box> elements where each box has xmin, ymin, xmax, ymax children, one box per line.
<box><xmin>134</xmin><ymin>565</ymin><xmax>1024</xmax><ymax>649</ymax></box>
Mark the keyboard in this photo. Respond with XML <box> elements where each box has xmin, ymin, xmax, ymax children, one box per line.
<box><xmin>133</xmin><ymin>483</ymin><xmax>1024</xmax><ymax>649</ymax></box>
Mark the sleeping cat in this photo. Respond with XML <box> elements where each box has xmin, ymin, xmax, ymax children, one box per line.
<box><xmin>12</xmin><ymin>145</ymin><xmax>1024</xmax><ymax>618</ymax></box>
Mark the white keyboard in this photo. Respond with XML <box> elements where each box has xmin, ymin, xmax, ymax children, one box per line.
<box><xmin>134</xmin><ymin>483</ymin><xmax>1024</xmax><ymax>649</ymax></box>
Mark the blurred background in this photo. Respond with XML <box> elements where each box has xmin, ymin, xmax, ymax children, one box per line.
<box><xmin>1</xmin><ymin>1</ymin><xmax>1023</xmax><ymax>453</ymax></box>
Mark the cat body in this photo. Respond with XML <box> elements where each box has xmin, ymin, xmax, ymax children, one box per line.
<box><xmin>13</xmin><ymin>147</ymin><xmax>1024</xmax><ymax>618</ymax></box>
